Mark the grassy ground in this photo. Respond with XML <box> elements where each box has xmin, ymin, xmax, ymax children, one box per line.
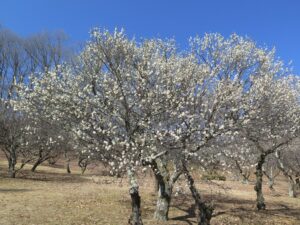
<box><xmin>0</xmin><ymin>160</ymin><xmax>299</xmax><ymax>225</ymax></box>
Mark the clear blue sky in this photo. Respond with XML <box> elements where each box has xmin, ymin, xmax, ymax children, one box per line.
<box><xmin>1</xmin><ymin>0</ymin><xmax>300</xmax><ymax>73</ymax></box>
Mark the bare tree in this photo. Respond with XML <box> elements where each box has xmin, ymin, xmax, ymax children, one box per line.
<box><xmin>24</xmin><ymin>30</ymin><xmax>69</xmax><ymax>73</ymax></box>
<box><xmin>15</xmin><ymin>29</ymin><xmax>300</xmax><ymax>224</ymax></box>
<box><xmin>0</xmin><ymin>26</ymin><xmax>72</xmax><ymax>177</ymax></box>
<box><xmin>241</xmin><ymin>75</ymin><xmax>300</xmax><ymax>210</ymax></box>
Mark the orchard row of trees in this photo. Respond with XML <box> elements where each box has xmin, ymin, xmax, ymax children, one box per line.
<box><xmin>0</xmin><ymin>26</ymin><xmax>77</xmax><ymax>176</ymax></box>
<box><xmin>1</xmin><ymin>27</ymin><xmax>299</xmax><ymax>225</ymax></box>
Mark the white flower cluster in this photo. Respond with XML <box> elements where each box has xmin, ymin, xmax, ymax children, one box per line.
<box><xmin>14</xmin><ymin>28</ymin><xmax>300</xmax><ymax>175</ymax></box>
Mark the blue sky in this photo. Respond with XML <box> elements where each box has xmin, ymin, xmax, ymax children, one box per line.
<box><xmin>1</xmin><ymin>0</ymin><xmax>300</xmax><ymax>73</ymax></box>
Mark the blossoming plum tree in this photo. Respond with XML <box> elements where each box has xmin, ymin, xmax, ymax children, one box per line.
<box><xmin>240</xmin><ymin>75</ymin><xmax>300</xmax><ymax>210</ymax></box>
<box><xmin>14</xmin><ymin>29</ymin><xmax>300</xmax><ymax>225</ymax></box>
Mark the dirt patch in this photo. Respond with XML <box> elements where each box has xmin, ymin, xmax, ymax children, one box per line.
<box><xmin>0</xmin><ymin>159</ymin><xmax>299</xmax><ymax>225</ymax></box>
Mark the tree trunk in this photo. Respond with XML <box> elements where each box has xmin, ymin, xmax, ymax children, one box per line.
<box><xmin>78</xmin><ymin>157</ymin><xmax>88</xmax><ymax>175</ymax></box>
<box><xmin>127</xmin><ymin>169</ymin><xmax>143</xmax><ymax>225</ymax></box>
<box><xmin>268</xmin><ymin>177</ymin><xmax>274</xmax><ymax>190</ymax></box>
<box><xmin>254</xmin><ymin>153</ymin><xmax>266</xmax><ymax>210</ymax></box>
<box><xmin>154</xmin><ymin>180</ymin><xmax>171</xmax><ymax>221</ymax></box>
<box><xmin>80</xmin><ymin>166</ymin><xmax>87</xmax><ymax>175</ymax></box>
<box><xmin>9</xmin><ymin>161</ymin><xmax>16</xmax><ymax>178</ymax></box>
<box><xmin>8</xmin><ymin>154</ymin><xmax>17</xmax><ymax>178</ymax></box>
<box><xmin>153</xmin><ymin>176</ymin><xmax>159</xmax><ymax>192</ymax></box>
<box><xmin>275</xmin><ymin>150</ymin><xmax>297</xmax><ymax>198</ymax></box>
<box><xmin>235</xmin><ymin>160</ymin><xmax>249</xmax><ymax>184</ymax></box>
<box><xmin>296</xmin><ymin>176</ymin><xmax>300</xmax><ymax>189</ymax></box>
<box><xmin>48</xmin><ymin>157</ymin><xmax>57</xmax><ymax>165</ymax></box>
<box><xmin>64</xmin><ymin>151</ymin><xmax>71</xmax><ymax>174</ymax></box>
<box><xmin>182</xmin><ymin>161</ymin><xmax>213</xmax><ymax>225</ymax></box>
<box><xmin>152</xmin><ymin>159</ymin><xmax>171</xmax><ymax>221</ymax></box>
<box><xmin>267</xmin><ymin>167</ymin><xmax>275</xmax><ymax>190</ymax></box>
<box><xmin>288</xmin><ymin>178</ymin><xmax>296</xmax><ymax>198</ymax></box>
<box><xmin>151</xmin><ymin>158</ymin><xmax>182</xmax><ymax>221</ymax></box>
<box><xmin>242</xmin><ymin>176</ymin><xmax>249</xmax><ymax>184</ymax></box>
<box><xmin>31</xmin><ymin>159</ymin><xmax>42</xmax><ymax>172</ymax></box>
<box><xmin>66</xmin><ymin>161</ymin><xmax>71</xmax><ymax>174</ymax></box>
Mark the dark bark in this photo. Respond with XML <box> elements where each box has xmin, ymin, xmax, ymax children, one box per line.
<box><xmin>249</xmin><ymin>135</ymin><xmax>292</xmax><ymax>208</ymax></box>
<box><xmin>182</xmin><ymin>161</ymin><xmax>213</xmax><ymax>225</ymax></box>
<box><xmin>80</xmin><ymin>165</ymin><xmax>87</xmax><ymax>175</ymax></box>
<box><xmin>8</xmin><ymin>160</ymin><xmax>16</xmax><ymax>178</ymax></box>
<box><xmin>254</xmin><ymin>153</ymin><xmax>266</xmax><ymax>210</ymax></box>
<box><xmin>128</xmin><ymin>169</ymin><xmax>143</xmax><ymax>225</ymax></box>
<box><xmin>31</xmin><ymin>157</ymin><xmax>53</xmax><ymax>172</ymax></box>
<box><xmin>66</xmin><ymin>161</ymin><xmax>71</xmax><ymax>174</ymax></box>
<box><xmin>78</xmin><ymin>157</ymin><xmax>89</xmax><ymax>175</ymax></box>
<box><xmin>128</xmin><ymin>186</ymin><xmax>143</xmax><ymax>225</ymax></box>
<box><xmin>31</xmin><ymin>160</ymin><xmax>41</xmax><ymax>172</ymax></box>
<box><xmin>31</xmin><ymin>149</ymin><xmax>54</xmax><ymax>172</ymax></box>
<box><xmin>234</xmin><ymin>160</ymin><xmax>250</xmax><ymax>184</ymax></box>
<box><xmin>296</xmin><ymin>176</ymin><xmax>300</xmax><ymax>189</ymax></box>
<box><xmin>8</xmin><ymin>150</ymin><xmax>17</xmax><ymax>178</ymax></box>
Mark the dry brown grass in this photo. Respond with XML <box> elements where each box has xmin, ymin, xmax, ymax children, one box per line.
<box><xmin>0</xmin><ymin>160</ymin><xmax>299</xmax><ymax>225</ymax></box>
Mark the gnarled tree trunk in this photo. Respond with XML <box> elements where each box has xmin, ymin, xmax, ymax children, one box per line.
<box><xmin>152</xmin><ymin>158</ymin><xmax>182</xmax><ymax>221</ymax></box>
<box><xmin>128</xmin><ymin>169</ymin><xmax>143</xmax><ymax>225</ymax></box>
<box><xmin>182</xmin><ymin>161</ymin><xmax>213</xmax><ymax>225</ymax></box>
<box><xmin>254</xmin><ymin>153</ymin><xmax>266</xmax><ymax>210</ymax></box>
<box><xmin>152</xmin><ymin>159</ymin><xmax>171</xmax><ymax>221</ymax></box>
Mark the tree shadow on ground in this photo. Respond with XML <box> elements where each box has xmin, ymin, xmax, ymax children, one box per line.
<box><xmin>171</xmin><ymin>203</ymin><xmax>196</xmax><ymax>225</ymax></box>
<box><xmin>0</xmin><ymin>188</ymin><xmax>32</xmax><ymax>192</ymax></box>
<box><xmin>169</xmin><ymin>193</ymin><xmax>300</xmax><ymax>224</ymax></box>
<box><xmin>17</xmin><ymin>170</ymin><xmax>89</xmax><ymax>183</ymax></box>
<box><xmin>0</xmin><ymin>167</ymin><xmax>88</xmax><ymax>183</ymax></box>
